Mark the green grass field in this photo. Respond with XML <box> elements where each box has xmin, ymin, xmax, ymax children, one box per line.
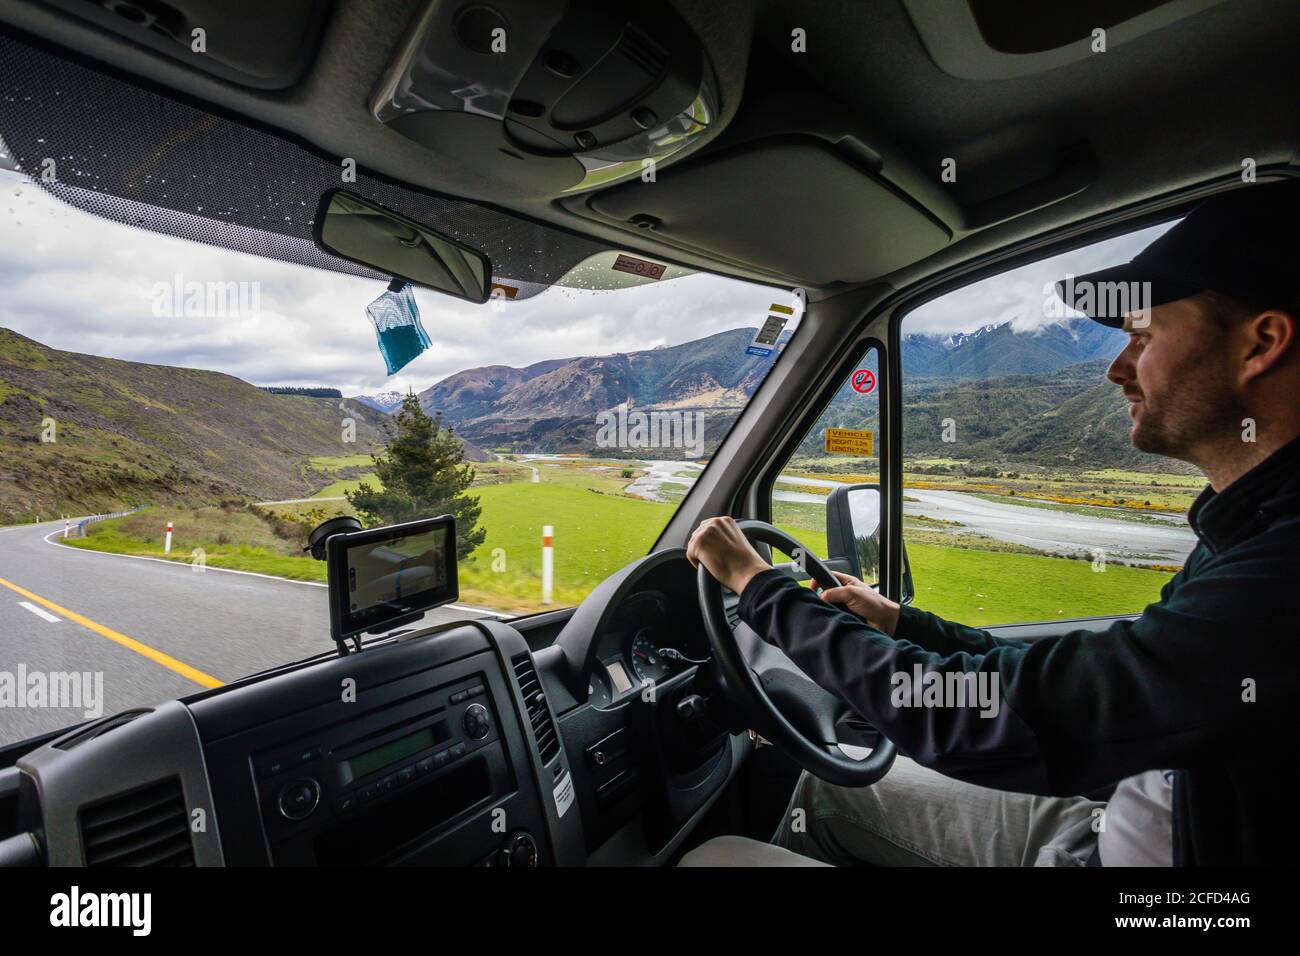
<box><xmin>903</xmin><ymin>541</ymin><xmax>1167</xmax><ymax>626</ymax></box>
<box><xmin>70</xmin><ymin>461</ymin><xmax>1176</xmax><ymax>625</ymax></box>
<box><xmin>65</xmin><ymin>505</ymin><xmax>328</xmax><ymax>582</ymax></box>
<box><xmin>312</xmin><ymin>473</ymin><xmax>381</xmax><ymax>498</ymax></box>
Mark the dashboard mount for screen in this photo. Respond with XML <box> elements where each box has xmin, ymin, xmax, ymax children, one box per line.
<box><xmin>306</xmin><ymin>515</ymin><xmax>459</xmax><ymax>655</ymax></box>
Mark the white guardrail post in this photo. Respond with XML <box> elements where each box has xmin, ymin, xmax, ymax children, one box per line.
<box><xmin>542</xmin><ymin>525</ymin><xmax>554</xmax><ymax>605</ymax></box>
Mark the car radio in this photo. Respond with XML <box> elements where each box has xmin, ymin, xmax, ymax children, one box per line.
<box><xmin>253</xmin><ymin>671</ymin><xmax>513</xmax><ymax>865</ymax></box>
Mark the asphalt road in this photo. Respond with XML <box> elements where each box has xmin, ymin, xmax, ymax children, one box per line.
<box><xmin>0</xmin><ymin>519</ymin><xmax>492</xmax><ymax>747</ymax></box>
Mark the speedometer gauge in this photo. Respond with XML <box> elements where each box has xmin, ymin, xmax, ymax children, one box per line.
<box><xmin>629</xmin><ymin>628</ymin><xmax>671</xmax><ymax>684</ymax></box>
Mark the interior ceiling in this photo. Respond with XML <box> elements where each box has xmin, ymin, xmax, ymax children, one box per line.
<box><xmin>1</xmin><ymin>0</ymin><xmax>1297</xmax><ymax>299</ymax></box>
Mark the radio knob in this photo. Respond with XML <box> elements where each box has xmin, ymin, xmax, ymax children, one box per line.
<box><xmin>463</xmin><ymin>702</ymin><xmax>491</xmax><ymax>739</ymax></box>
<box><xmin>278</xmin><ymin>778</ymin><xmax>320</xmax><ymax>821</ymax></box>
<box><xmin>497</xmin><ymin>830</ymin><xmax>538</xmax><ymax>867</ymax></box>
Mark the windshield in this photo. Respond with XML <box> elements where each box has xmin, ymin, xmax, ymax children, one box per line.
<box><xmin>0</xmin><ymin>164</ymin><xmax>799</xmax><ymax>745</ymax></box>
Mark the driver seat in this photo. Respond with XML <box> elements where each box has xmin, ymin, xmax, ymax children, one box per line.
<box><xmin>679</xmin><ymin>835</ymin><xmax>831</xmax><ymax>867</ymax></box>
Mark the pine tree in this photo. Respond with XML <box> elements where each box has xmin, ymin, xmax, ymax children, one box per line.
<box><xmin>347</xmin><ymin>393</ymin><xmax>485</xmax><ymax>560</ymax></box>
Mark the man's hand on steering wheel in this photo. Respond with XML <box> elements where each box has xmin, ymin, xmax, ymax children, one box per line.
<box><xmin>686</xmin><ymin>516</ymin><xmax>771</xmax><ymax>595</ymax></box>
<box><xmin>692</xmin><ymin>517</ymin><xmax>898</xmax><ymax>787</ymax></box>
<box><xmin>820</xmin><ymin>571</ymin><xmax>902</xmax><ymax>637</ymax></box>
<box><xmin>689</xmin><ymin>516</ymin><xmax>904</xmax><ymax>636</ymax></box>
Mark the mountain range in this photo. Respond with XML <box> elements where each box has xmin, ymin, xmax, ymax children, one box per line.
<box><xmin>351</xmin><ymin>318</ymin><xmax>1133</xmax><ymax>463</ymax></box>
<box><xmin>900</xmin><ymin>317</ymin><xmax>1123</xmax><ymax>378</ymax></box>
<box><xmin>399</xmin><ymin>326</ymin><xmax>783</xmax><ymax>452</ymax></box>
<box><xmin>351</xmin><ymin>390</ymin><xmax>407</xmax><ymax>414</ymax></box>
<box><xmin>0</xmin><ymin>315</ymin><xmax>1155</xmax><ymax>523</ymax></box>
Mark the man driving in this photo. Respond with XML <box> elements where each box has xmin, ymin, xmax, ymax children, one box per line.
<box><xmin>685</xmin><ymin>180</ymin><xmax>1300</xmax><ymax>866</ymax></box>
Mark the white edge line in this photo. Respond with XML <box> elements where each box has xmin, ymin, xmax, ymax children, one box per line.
<box><xmin>18</xmin><ymin>600</ymin><xmax>61</xmax><ymax>623</ymax></box>
<box><xmin>38</xmin><ymin>528</ymin><xmax>502</xmax><ymax>618</ymax></box>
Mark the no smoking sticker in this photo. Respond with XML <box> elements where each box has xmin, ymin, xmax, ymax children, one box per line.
<box><xmin>851</xmin><ymin>368</ymin><xmax>876</xmax><ymax>394</ymax></box>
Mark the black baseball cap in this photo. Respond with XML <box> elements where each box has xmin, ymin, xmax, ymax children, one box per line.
<box><xmin>1055</xmin><ymin>179</ymin><xmax>1300</xmax><ymax>327</ymax></box>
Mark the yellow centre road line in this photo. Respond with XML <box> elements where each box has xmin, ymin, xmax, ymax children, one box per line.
<box><xmin>0</xmin><ymin>576</ymin><xmax>223</xmax><ymax>689</ymax></box>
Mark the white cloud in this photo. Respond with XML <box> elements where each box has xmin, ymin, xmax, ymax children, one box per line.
<box><xmin>904</xmin><ymin>221</ymin><xmax>1176</xmax><ymax>336</ymax></box>
<box><xmin>0</xmin><ymin>169</ymin><xmax>787</xmax><ymax>395</ymax></box>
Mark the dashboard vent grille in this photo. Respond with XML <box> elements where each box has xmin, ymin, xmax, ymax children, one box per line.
<box><xmin>512</xmin><ymin>653</ymin><xmax>560</xmax><ymax>764</ymax></box>
<box><xmin>80</xmin><ymin>777</ymin><xmax>194</xmax><ymax>867</ymax></box>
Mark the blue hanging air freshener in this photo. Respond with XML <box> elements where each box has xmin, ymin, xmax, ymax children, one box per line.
<box><xmin>366</xmin><ymin>279</ymin><xmax>431</xmax><ymax>375</ymax></box>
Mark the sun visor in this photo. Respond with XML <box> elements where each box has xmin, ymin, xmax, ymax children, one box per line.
<box><xmin>0</xmin><ymin>31</ymin><xmax>628</xmax><ymax>300</ymax></box>
<box><xmin>587</xmin><ymin>138</ymin><xmax>951</xmax><ymax>286</ymax></box>
<box><xmin>36</xmin><ymin>0</ymin><xmax>331</xmax><ymax>89</ymax></box>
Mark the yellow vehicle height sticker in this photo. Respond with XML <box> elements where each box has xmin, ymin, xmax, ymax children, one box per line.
<box><xmin>824</xmin><ymin>428</ymin><xmax>874</xmax><ymax>456</ymax></box>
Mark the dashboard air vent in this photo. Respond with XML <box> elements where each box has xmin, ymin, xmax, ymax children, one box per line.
<box><xmin>512</xmin><ymin>653</ymin><xmax>560</xmax><ymax>764</ymax></box>
<box><xmin>80</xmin><ymin>777</ymin><xmax>194</xmax><ymax>866</ymax></box>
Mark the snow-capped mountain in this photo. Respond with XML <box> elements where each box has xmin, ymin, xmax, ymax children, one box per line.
<box><xmin>350</xmin><ymin>390</ymin><xmax>408</xmax><ymax>413</ymax></box>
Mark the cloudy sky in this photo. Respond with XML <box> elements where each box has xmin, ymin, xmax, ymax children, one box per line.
<box><xmin>0</xmin><ymin>166</ymin><xmax>1174</xmax><ymax>393</ymax></box>
<box><xmin>0</xmin><ymin>168</ymin><xmax>790</xmax><ymax>396</ymax></box>
<box><xmin>906</xmin><ymin>218</ymin><xmax>1175</xmax><ymax>335</ymax></box>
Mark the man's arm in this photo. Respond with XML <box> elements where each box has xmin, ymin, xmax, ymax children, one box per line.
<box><xmin>738</xmin><ymin>537</ymin><xmax>1295</xmax><ymax>797</ymax></box>
<box><xmin>893</xmin><ymin>603</ymin><xmax>1030</xmax><ymax>654</ymax></box>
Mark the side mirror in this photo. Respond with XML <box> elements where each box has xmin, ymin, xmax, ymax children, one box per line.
<box><xmin>314</xmin><ymin>189</ymin><xmax>493</xmax><ymax>304</ymax></box>
<box><xmin>825</xmin><ymin>483</ymin><xmax>915</xmax><ymax>605</ymax></box>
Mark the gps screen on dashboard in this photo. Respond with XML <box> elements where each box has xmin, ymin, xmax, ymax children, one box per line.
<box><xmin>327</xmin><ymin>516</ymin><xmax>458</xmax><ymax>642</ymax></box>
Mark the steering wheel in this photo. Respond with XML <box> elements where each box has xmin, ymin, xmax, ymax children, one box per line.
<box><xmin>698</xmin><ymin>519</ymin><xmax>896</xmax><ymax>787</ymax></box>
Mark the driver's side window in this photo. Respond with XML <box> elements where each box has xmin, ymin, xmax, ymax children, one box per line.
<box><xmin>768</xmin><ymin>346</ymin><xmax>890</xmax><ymax>590</ymax></box>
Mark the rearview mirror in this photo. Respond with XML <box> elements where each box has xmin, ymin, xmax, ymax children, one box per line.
<box><xmin>825</xmin><ymin>483</ymin><xmax>914</xmax><ymax>605</ymax></box>
<box><xmin>314</xmin><ymin>190</ymin><xmax>492</xmax><ymax>304</ymax></box>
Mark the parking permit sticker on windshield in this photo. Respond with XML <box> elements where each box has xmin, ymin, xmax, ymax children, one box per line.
<box><xmin>825</xmin><ymin>428</ymin><xmax>874</xmax><ymax>456</ymax></box>
<box><xmin>611</xmin><ymin>254</ymin><xmax>666</xmax><ymax>280</ymax></box>
<box><xmin>553</xmin><ymin>769</ymin><xmax>575</xmax><ymax>818</ymax></box>
<box><xmin>746</xmin><ymin>305</ymin><xmax>791</xmax><ymax>356</ymax></box>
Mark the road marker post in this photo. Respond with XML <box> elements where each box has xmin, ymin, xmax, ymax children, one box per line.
<box><xmin>63</xmin><ymin>518</ymin><xmax>69</xmax><ymax>539</ymax></box>
<box><xmin>542</xmin><ymin>525</ymin><xmax>554</xmax><ymax>605</ymax></box>
<box><xmin>164</xmin><ymin>520</ymin><xmax>173</xmax><ymax>555</ymax></box>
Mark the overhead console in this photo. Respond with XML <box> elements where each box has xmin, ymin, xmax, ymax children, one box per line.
<box><xmin>372</xmin><ymin>0</ymin><xmax>721</xmax><ymax>195</ymax></box>
<box><xmin>566</xmin><ymin>72</ymin><xmax>1097</xmax><ymax>289</ymax></box>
